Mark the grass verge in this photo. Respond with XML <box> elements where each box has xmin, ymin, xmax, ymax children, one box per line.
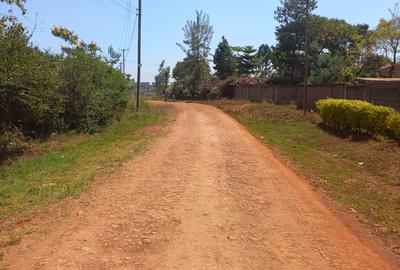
<box><xmin>0</xmin><ymin>101</ymin><xmax>166</xmax><ymax>219</ymax></box>
<box><xmin>208</xmin><ymin>100</ymin><xmax>400</xmax><ymax>242</ymax></box>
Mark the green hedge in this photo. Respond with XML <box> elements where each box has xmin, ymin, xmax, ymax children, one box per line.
<box><xmin>388</xmin><ymin>113</ymin><xmax>400</xmax><ymax>140</ymax></box>
<box><xmin>0</xmin><ymin>19</ymin><xmax>129</xmax><ymax>161</ymax></box>
<box><xmin>316</xmin><ymin>99</ymin><xmax>400</xmax><ymax>140</ymax></box>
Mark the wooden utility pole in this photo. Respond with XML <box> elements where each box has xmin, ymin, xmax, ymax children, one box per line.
<box><xmin>303</xmin><ymin>0</ymin><xmax>310</xmax><ymax>114</ymax></box>
<box><xmin>136</xmin><ymin>0</ymin><xmax>142</xmax><ymax>110</ymax></box>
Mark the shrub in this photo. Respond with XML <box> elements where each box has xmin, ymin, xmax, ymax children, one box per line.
<box><xmin>316</xmin><ymin>99</ymin><xmax>399</xmax><ymax>139</ymax></box>
<box><xmin>59</xmin><ymin>50</ymin><xmax>129</xmax><ymax>133</ymax></box>
<box><xmin>208</xmin><ymin>86</ymin><xmax>221</xmax><ymax>100</ymax></box>
<box><xmin>0</xmin><ymin>128</ymin><xmax>29</xmax><ymax>161</ymax></box>
<box><xmin>387</xmin><ymin>113</ymin><xmax>400</xmax><ymax>140</ymax></box>
<box><xmin>0</xmin><ymin>20</ymin><xmax>65</xmax><ymax>137</ymax></box>
<box><xmin>0</xmin><ymin>19</ymin><xmax>130</xmax><ymax>160</ymax></box>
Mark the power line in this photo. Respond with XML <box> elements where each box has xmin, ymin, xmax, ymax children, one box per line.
<box><xmin>92</xmin><ymin>0</ymin><xmax>125</xmax><ymax>18</ymax></box>
<box><xmin>118</xmin><ymin>0</ymin><xmax>130</xmax><ymax>49</ymax></box>
<box><xmin>126</xmin><ymin>10</ymin><xmax>138</xmax><ymax>54</ymax></box>
<box><xmin>105</xmin><ymin>0</ymin><xmax>136</xmax><ymax>14</ymax></box>
<box><xmin>124</xmin><ymin>0</ymin><xmax>132</xmax><ymax>50</ymax></box>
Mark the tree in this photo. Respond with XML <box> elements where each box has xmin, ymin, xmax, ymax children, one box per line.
<box><xmin>105</xmin><ymin>46</ymin><xmax>121</xmax><ymax>67</ymax></box>
<box><xmin>0</xmin><ymin>0</ymin><xmax>26</xmax><ymax>14</ymax></box>
<box><xmin>257</xmin><ymin>44</ymin><xmax>274</xmax><ymax>77</ymax></box>
<box><xmin>52</xmin><ymin>26</ymin><xmax>99</xmax><ymax>55</ymax></box>
<box><xmin>373</xmin><ymin>4</ymin><xmax>400</xmax><ymax>76</ymax></box>
<box><xmin>171</xmin><ymin>57</ymin><xmax>211</xmax><ymax>99</ymax></box>
<box><xmin>213</xmin><ymin>36</ymin><xmax>236</xmax><ymax>79</ymax></box>
<box><xmin>275</xmin><ymin>0</ymin><xmax>317</xmax><ymax>25</ymax></box>
<box><xmin>233</xmin><ymin>46</ymin><xmax>260</xmax><ymax>76</ymax></box>
<box><xmin>176</xmin><ymin>10</ymin><xmax>213</xmax><ymax>99</ymax></box>
<box><xmin>154</xmin><ymin>60</ymin><xmax>171</xmax><ymax>101</ymax></box>
<box><xmin>273</xmin><ymin>0</ymin><xmax>318</xmax><ymax>83</ymax></box>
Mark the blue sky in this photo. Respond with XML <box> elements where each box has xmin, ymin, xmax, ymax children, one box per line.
<box><xmin>1</xmin><ymin>0</ymin><xmax>399</xmax><ymax>82</ymax></box>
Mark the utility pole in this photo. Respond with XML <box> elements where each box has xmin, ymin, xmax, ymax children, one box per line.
<box><xmin>121</xmin><ymin>49</ymin><xmax>126</xmax><ymax>74</ymax></box>
<box><xmin>136</xmin><ymin>0</ymin><xmax>142</xmax><ymax>111</ymax></box>
<box><xmin>303</xmin><ymin>0</ymin><xmax>310</xmax><ymax>114</ymax></box>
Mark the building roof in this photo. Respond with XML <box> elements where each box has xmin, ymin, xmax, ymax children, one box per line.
<box><xmin>357</xmin><ymin>77</ymin><xmax>400</xmax><ymax>83</ymax></box>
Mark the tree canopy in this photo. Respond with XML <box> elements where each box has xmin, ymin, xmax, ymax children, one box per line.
<box><xmin>154</xmin><ymin>60</ymin><xmax>171</xmax><ymax>101</ymax></box>
<box><xmin>173</xmin><ymin>11</ymin><xmax>213</xmax><ymax>99</ymax></box>
<box><xmin>213</xmin><ymin>36</ymin><xmax>236</xmax><ymax>79</ymax></box>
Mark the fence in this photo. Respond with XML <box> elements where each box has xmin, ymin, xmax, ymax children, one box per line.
<box><xmin>230</xmin><ymin>83</ymin><xmax>400</xmax><ymax>111</ymax></box>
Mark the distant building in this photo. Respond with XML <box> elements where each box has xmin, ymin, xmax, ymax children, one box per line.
<box><xmin>357</xmin><ymin>77</ymin><xmax>400</xmax><ymax>84</ymax></box>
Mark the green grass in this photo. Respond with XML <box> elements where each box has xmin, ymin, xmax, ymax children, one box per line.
<box><xmin>212</xmin><ymin>100</ymin><xmax>400</xmax><ymax>239</ymax></box>
<box><xmin>0</xmin><ymin>101</ymin><xmax>167</xmax><ymax>219</ymax></box>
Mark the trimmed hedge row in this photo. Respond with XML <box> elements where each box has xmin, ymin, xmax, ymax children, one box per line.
<box><xmin>316</xmin><ymin>99</ymin><xmax>400</xmax><ymax>140</ymax></box>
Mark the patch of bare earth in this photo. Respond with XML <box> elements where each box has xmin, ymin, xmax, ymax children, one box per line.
<box><xmin>0</xmin><ymin>102</ymin><xmax>398</xmax><ymax>269</ymax></box>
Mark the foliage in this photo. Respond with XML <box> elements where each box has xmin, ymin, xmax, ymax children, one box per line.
<box><xmin>52</xmin><ymin>26</ymin><xmax>99</xmax><ymax>55</ymax></box>
<box><xmin>154</xmin><ymin>60</ymin><xmax>171</xmax><ymax>100</ymax></box>
<box><xmin>257</xmin><ymin>44</ymin><xmax>274</xmax><ymax>77</ymax></box>
<box><xmin>106</xmin><ymin>46</ymin><xmax>122</xmax><ymax>67</ymax></box>
<box><xmin>272</xmin><ymin>0</ymin><xmax>389</xmax><ymax>84</ymax></box>
<box><xmin>316</xmin><ymin>99</ymin><xmax>399</xmax><ymax>139</ymax></box>
<box><xmin>177</xmin><ymin>10</ymin><xmax>214</xmax><ymax>61</ymax></box>
<box><xmin>0</xmin><ymin>17</ymin><xmax>129</xmax><ymax>161</ymax></box>
<box><xmin>0</xmin><ymin>19</ymin><xmax>64</xmax><ymax>137</ymax></box>
<box><xmin>175</xmin><ymin>10</ymin><xmax>213</xmax><ymax>99</ymax></box>
<box><xmin>373</xmin><ymin>7</ymin><xmax>400</xmax><ymax>77</ymax></box>
<box><xmin>58</xmin><ymin>49</ymin><xmax>129</xmax><ymax>133</ymax></box>
<box><xmin>0</xmin><ymin>0</ymin><xmax>26</xmax><ymax>14</ymax></box>
<box><xmin>213</xmin><ymin>36</ymin><xmax>236</xmax><ymax>79</ymax></box>
<box><xmin>233</xmin><ymin>46</ymin><xmax>260</xmax><ymax>76</ymax></box>
<box><xmin>171</xmin><ymin>56</ymin><xmax>211</xmax><ymax>99</ymax></box>
<box><xmin>0</xmin><ymin>128</ymin><xmax>29</xmax><ymax>161</ymax></box>
<box><xmin>387</xmin><ymin>113</ymin><xmax>400</xmax><ymax>139</ymax></box>
<box><xmin>273</xmin><ymin>0</ymin><xmax>317</xmax><ymax>83</ymax></box>
<box><xmin>309</xmin><ymin>54</ymin><xmax>349</xmax><ymax>84</ymax></box>
<box><xmin>275</xmin><ymin>0</ymin><xmax>317</xmax><ymax>25</ymax></box>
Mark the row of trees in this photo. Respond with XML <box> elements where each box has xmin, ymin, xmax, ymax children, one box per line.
<box><xmin>1</xmin><ymin>1</ymin><xmax>130</xmax><ymax>160</ymax></box>
<box><xmin>212</xmin><ymin>0</ymin><xmax>400</xmax><ymax>85</ymax></box>
<box><xmin>155</xmin><ymin>0</ymin><xmax>400</xmax><ymax>101</ymax></box>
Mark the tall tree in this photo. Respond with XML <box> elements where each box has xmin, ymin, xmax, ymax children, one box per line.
<box><xmin>213</xmin><ymin>36</ymin><xmax>236</xmax><ymax>79</ymax></box>
<box><xmin>177</xmin><ymin>10</ymin><xmax>214</xmax><ymax>61</ymax></box>
<box><xmin>233</xmin><ymin>46</ymin><xmax>260</xmax><ymax>76</ymax></box>
<box><xmin>257</xmin><ymin>44</ymin><xmax>273</xmax><ymax>77</ymax></box>
<box><xmin>176</xmin><ymin>10</ymin><xmax>213</xmax><ymax>99</ymax></box>
<box><xmin>154</xmin><ymin>60</ymin><xmax>171</xmax><ymax>101</ymax></box>
<box><xmin>274</xmin><ymin>0</ymin><xmax>318</xmax><ymax>83</ymax></box>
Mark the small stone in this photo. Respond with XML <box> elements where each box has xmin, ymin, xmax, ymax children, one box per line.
<box><xmin>228</xmin><ymin>235</ymin><xmax>237</xmax><ymax>240</ymax></box>
<box><xmin>142</xmin><ymin>238</ymin><xmax>152</xmax><ymax>244</ymax></box>
<box><xmin>78</xmin><ymin>210</ymin><xmax>85</xmax><ymax>216</ymax></box>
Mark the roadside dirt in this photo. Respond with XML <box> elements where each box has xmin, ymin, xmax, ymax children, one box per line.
<box><xmin>1</xmin><ymin>102</ymin><xmax>398</xmax><ymax>269</ymax></box>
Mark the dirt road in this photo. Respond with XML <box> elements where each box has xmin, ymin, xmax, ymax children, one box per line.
<box><xmin>2</xmin><ymin>102</ymin><xmax>396</xmax><ymax>269</ymax></box>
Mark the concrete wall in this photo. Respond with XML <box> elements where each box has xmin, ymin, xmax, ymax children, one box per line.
<box><xmin>231</xmin><ymin>84</ymin><xmax>400</xmax><ymax>111</ymax></box>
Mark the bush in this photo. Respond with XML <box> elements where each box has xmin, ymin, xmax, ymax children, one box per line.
<box><xmin>60</xmin><ymin>50</ymin><xmax>129</xmax><ymax>133</ymax></box>
<box><xmin>316</xmin><ymin>99</ymin><xmax>399</xmax><ymax>139</ymax></box>
<box><xmin>0</xmin><ymin>20</ymin><xmax>65</xmax><ymax>137</ymax></box>
<box><xmin>208</xmin><ymin>86</ymin><xmax>221</xmax><ymax>100</ymax></box>
<box><xmin>0</xmin><ymin>18</ymin><xmax>130</xmax><ymax>160</ymax></box>
<box><xmin>0</xmin><ymin>128</ymin><xmax>29</xmax><ymax>161</ymax></box>
<box><xmin>387</xmin><ymin>114</ymin><xmax>400</xmax><ymax>140</ymax></box>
